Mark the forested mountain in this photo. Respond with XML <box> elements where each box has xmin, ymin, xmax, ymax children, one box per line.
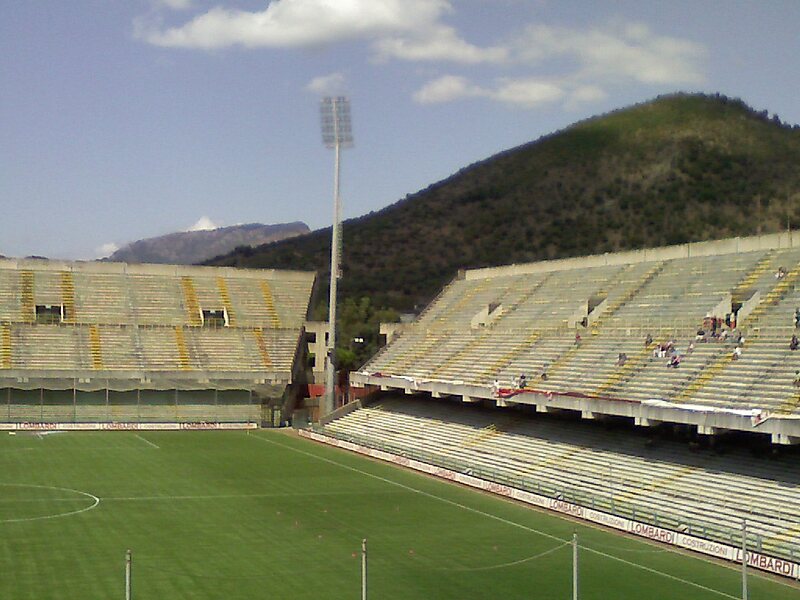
<box><xmin>208</xmin><ymin>93</ymin><xmax>800</xmax><ymax>363</ymax></box>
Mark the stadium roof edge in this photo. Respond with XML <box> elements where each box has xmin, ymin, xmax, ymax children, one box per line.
<box><xmin>465</xmin><ymin>229</ymin><xmax>800</xmax><ymax>280</ymax></box>
<box><xmin>0</xmin><ymin>257</ymin><xmax>315</xmax><ymax>282</ymax></box>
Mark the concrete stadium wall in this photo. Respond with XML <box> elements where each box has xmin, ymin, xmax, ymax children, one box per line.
<box><xmin>466</xmin><ymin>230</ymin><xmax>800</xmax><ymax>280</ymax></box>
<box><xmin>0</xmin><ymin>256</ymin><xmax>315</xmax><ymax>282</ymax></box>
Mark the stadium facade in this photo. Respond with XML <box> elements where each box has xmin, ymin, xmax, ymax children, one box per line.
<box><xmin>0</xmin><ymin>258</ymin><xmax>315</xmax><ymax>429</ymax></box>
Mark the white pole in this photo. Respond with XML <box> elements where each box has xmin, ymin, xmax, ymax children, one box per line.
<box><xmin>325</xmin><ymin>104</ymin><xmax>343</xmax><ymax>418</ymax></box>
<box><xmin>361</xmin><ymin>538</ymin><xmax>368</xmax><ymax>600</ymax></box>
<box><xmin>572</xmin><ymin>532</ymin><xmax>579</xmax><ymax>600</ymax></box>
<box><xmin>742</xmin><ymin>520</ymin><xmax>748</xmax><ymax>600</ymax></box>
<box><xmin>125</xmin><ymin>549</ymin><xmax>132</xmax><ymax>600</ymax></box>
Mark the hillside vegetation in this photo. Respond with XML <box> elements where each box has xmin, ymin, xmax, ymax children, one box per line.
<box><xmin>208</xmin><ymin>93</ymin><xmax>800</xmax><ymax>363</ymax></box>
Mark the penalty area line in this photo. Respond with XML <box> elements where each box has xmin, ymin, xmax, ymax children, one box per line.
<box><xmin>248</xmin><ymin>432</ymin><xmax>748</xmax><ymax>600</ymax></box>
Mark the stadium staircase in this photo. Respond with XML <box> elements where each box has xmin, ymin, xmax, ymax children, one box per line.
<box><xmin>590</xmin><ymin>261</ymin><xmax>665</xmax><ymax>334</ymax></box>
<box><xmin>216</xmin><ymin>277</ymin><xmax>237</xmax><ymax>326</ymax></box>
<box><xmin>252</xmin><ymin>329</ymin><xmax>273</xmax><ymax>368</ymax></box>
<box><xmin>88</xmin><ymin>325</ymin><xmax>104</xmax><ymax>370</ymax></box>
<box><xmin>260</xmin><ymin>281</ymin><xmax>281</xmax><ymax>328</ymax></box>
<box><xmin>19</xmin><ymin>271</ymin><xmax>34</xmax><ymax>322</ymax></box>
<box><xmin>173</xmin><ymin>326</ymin><xmax>192</xmax><ymax>370</ymax></box>
<box><xmin>593</xmin><ymin>338</ymin><xmax>660</xmax><ymax>397</ymax></box>
<box><xmin>60</xmin><ymin>271</ymin><xmax>76</xmax><ymax>323</ymax></box>
<box><xmin>1</xmin><ymin>324</ymin><xmax>11</xmax><ymax>368</ymax></box>
<box><xmin>180</xmin><ymin>277</ymin><xmax>203</xmax><ymax>326</ymax></box>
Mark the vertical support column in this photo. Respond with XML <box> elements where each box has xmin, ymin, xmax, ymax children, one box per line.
<box><xmin>73</xmin><ymin>380</ymin><xmax>77</xmax><ymax>423</ymax></box>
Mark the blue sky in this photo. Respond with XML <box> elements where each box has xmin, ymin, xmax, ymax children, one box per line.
<box><xmin>2</xmin><ymin>0</ymin><xmax>799</xmax><ymax>260</ymax></box>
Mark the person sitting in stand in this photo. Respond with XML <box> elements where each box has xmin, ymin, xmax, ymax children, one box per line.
<box><xmin>791</xmin><ymin>335</ymin><xmax>799</xmax><ymax>351</ymax></box>
<box><xmin>645</xmin><ymin>333</ymin><xmax>653</xmax><ymax>346</ymax></box>
<box><xmin>518</xmin><ymin>373</ymin><xmax>527</xmax><ymax>389</ymax></box>
<box><xmin>696</xmin><ymin>329</ymin><xmax>706</xmax><ymax>342</ymax></box>
<box><xmin>616</xmin><ymin>352</ymin><xmax>627</xmax><ymax>367</ymax></box>
<box><xmin>687</xmin><ymin>341</ymin><xmax>696</xmax><ymax>354</ymax></box>
<box><xmin>667</xmin><ymin>354</ymin><xmax>681</xmax><ymax>368</ymax></box>
<box><xmin>776</xmin><ymin>267</ymin><xmax>787</xmax><ymax>279</ymax></box>
<box><xmin>732</xmin><ymin>346</ymin><xmax>742</xmax><ymax>360</ymax></box>
<box><xmin>795</xmin><ymin>308</ymin><xmax>800</xmax><ymax>328</ymax></box>
<box><xmin>794</xmin><ymin>370</ymin><xmax>800</xmax><ymax>387</ymax></box>
<box><xmin>540</xmin><ymin>368</ymin><xmax>548</xmax><ymax>381</ymax></box>
<box><xmin>574</xmin><ymin>332</ymin><xmax>582</xmax><ymax>346</ymax></box>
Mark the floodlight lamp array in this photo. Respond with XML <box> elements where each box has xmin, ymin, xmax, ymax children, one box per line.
<box><xmin>320</xmin><ymin>96</ymin><xmax>354</xmax><ymax>148</ymax></box>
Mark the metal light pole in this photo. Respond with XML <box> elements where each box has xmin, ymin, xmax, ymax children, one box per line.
<box><xmin>320</xmin><ymin>96</ymin><xmax>353</xmax><ymax>418</ymax></box>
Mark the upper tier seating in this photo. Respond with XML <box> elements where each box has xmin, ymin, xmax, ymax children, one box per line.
<box><xmin>0</xmin><ymin>260</ymin><xmax>314</xmax><ymax>380</ymax></box>
<box><xmin>364</xmin><ymin>244</ymin><xmax>800</xmax><ymax>416</ymax></box>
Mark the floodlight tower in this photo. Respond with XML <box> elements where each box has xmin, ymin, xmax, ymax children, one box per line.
<box><xmin>320</xmin><ymin>96</ymin><xmax>353</xmax><ymax>417</ymax></box>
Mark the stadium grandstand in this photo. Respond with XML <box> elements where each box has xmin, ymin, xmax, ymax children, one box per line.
<box><xmin>0</xmin><ymin>258</ymin><xmax>314</xmax><ymax>428</ymax></box>
<box><xmin>307</xmin><ymin>231</ymin><xmax>800</xmax><ymax>577</ymax></box>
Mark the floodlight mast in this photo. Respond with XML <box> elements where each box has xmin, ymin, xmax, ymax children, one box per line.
<box><xmin>320</xmin><ymin>97</ymin><xmax>353</xmax><ymax>417</ymax></box>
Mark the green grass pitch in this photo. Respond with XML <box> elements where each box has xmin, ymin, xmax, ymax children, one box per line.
<box><xmin>0</xmin><ymin>429</ymin><xmax>797</xmax><ymax>599</ymax></box>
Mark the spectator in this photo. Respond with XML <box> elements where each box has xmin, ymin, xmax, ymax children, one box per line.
<box><xmin>794</xmin><ymin>371</ymin><xmax>800</xmax><ymax>387</ymax></box>
<box><xmin>492</xmin><ymin>379</ymin><xmax>501</xmax><ymax>394</ymax></box>
<box><xmin>732</xmin><ymin>346</ymin><xmax>742</xmax><ymax>360</ymax></box>
<box><xmin>795</xmin><ymin>308</ymin><xmax>800</xmax><ymax>328</ymax></box>
<box><xmin>645</xmin><ymin>333</ymin><xmax>653</xmax><ymax>346</ymax></box>
<box><xmin>616</xmin><ymin>352</ymin><xmax>627</xmax><ymax>367</ymax></box>
<box><xmin>540</xmin><ymin>369</ymin><xmax>548</xmax><ymax>381</ymax></box>
<box><xmin>791</xmin><ymin>335</ymin><xmax>799</xmax><ymax>351</ymax></box>
<box><xmin>776</xmin><ymin>267</ymin><xmax>787</xmax><ymax>279</ymax></box>
<box><xmin>687</xmin><ymin>341</ymin><xmax>695</xmax><ymax>354</ymax></box>
<box><xmin>518</xmin><ymin>373</ymin><xmax>527</xmax><ymax>389</ymax></box>
<box><xmin>574</xmin><ymin>332</ymin><xmax>582</xmax><ymax>346</ymax></box>
<box><xmin>667</xmin><ymin>354</ymin><xmax>681</xmax><ymax>368</ymax></box>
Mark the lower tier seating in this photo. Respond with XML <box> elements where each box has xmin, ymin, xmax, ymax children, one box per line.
<box><xmin>321</xmin><ymin>396</ymin><xmax>800</xmax><ymax>562</ymax></box>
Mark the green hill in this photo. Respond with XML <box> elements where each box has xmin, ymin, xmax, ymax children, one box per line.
<box><xmin>208</xmin><ymin>93</ymin><xmax>800</xmax><ymax>362</ymax></box>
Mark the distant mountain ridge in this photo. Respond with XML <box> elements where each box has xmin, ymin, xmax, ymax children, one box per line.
<box><xmin>208</xmin><ymin>93</ymin><xmax>800</xmax><ymax>319</ymax></box>
<box><xmin>108</xmin><ymin>222</ymin><xmax>309</xmax><ymax>265</ymax></box>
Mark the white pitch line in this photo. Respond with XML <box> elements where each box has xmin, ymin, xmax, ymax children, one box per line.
<box><xmin>247</xmin><ymin>433</ymin><xmax>752</xmax><ymax>600</ymax></box>
<box><xmin>0</xmin><ymin>483</ymin><xmax>100</xmax><ymax>524</ymax></box>
<box><xmin>101</xmin><ymin>489</ymin><xmax>402</xmax><ymax>502</ymax></box>
<box><xmin>134</xmin><ymin>433</ymin><xmax>160</xmax><ymax>449</ymax></box>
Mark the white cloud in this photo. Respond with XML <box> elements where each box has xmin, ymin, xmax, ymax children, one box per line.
<box><xmin>138</xmin><ymin>0</ymin><xmax>453</xmax><ymax>49</ymax></box>
<box><xmin>413</xmin><ymin>75</ymin><xmax>485</xmax><ymax>104</ymax></box>
<box><xmin>515</xmin><ymin>22</ymin><xmax>706</xmax><ymax>85</ymax></box>
<box><xmin>375</xmin><ymin>26</ymin><xmax>508</xmax><ymax>64</ymax></box>
<box><xmin>306</xmin><ymin>72</ymin><xmax>347</xmax><ymax>95</ymax></box>
<box><xmin>153</xmin><ymin>0</ymin><xmax>194</xmax><ymax>10</ymax></box>
<box><xmin>414</xmin><ymin>75</ymin><xmax>565</xmax><ymax>109</ymax></box>
<box><xmin>491</xmin><ymin>78</ymin><xmax>564</xmax><ymax>108</ymax></box>
<box><xmin>187</xmin><ymin>216</ymin><xmax>220</xmax><ymax>231</ymax></box>
<box><xmin>95</xmin><ymin>243</ymin><xmax>119</xmax><ymax>259</ymax></box>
